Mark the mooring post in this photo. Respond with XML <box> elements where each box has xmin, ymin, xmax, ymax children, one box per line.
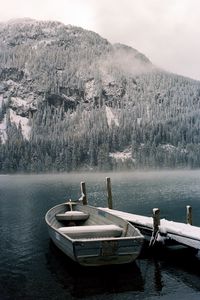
<box><xmin>186</xmin><ymin>205</ymin><xmax>192</xmax><ymax>225</ymax></box>
<box><xmin>153</xmin><ymin>208</ymin><xmax>160</xmax><ymax>235</ymax></box>
<box><xmin>80</xmin><ymin>181</ymin><xmax>88</xmax><ymax>205</ymax></box>
<box><xmin>106</xmin><ymin>177</ymin><xmax>113</xmax><ymax>209</ymax></box>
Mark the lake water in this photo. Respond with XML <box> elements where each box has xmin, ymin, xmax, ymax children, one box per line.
<box><xmin>1</xmin><ymin>170</ymin><xmax>200</xmax><ymax>299</ymax></box>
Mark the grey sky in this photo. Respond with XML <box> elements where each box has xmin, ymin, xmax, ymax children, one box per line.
<box><xmin>0</xmin><ymin>0</ymin><xmax>200</xmax><ymax>80</ymax></box>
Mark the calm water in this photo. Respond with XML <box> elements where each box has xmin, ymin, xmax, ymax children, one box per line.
<box><xmin>1</xmin><ymin>170</ymin><xmax>200</xmax><ymax>299</ymax></box>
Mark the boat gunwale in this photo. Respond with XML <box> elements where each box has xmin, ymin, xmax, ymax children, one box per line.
<box><xmin>45</xmin><ymin>202</ymin><xmax>144</xmax><ymax>266</ymax></box>
<box><xmin>45</xmin><ymin>202</ymin><xmax>144</xmax><ymax>240</ymax></box>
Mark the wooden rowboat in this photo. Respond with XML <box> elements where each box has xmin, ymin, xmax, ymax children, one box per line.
<box><xmin>45</xmin><ymin>201</ymin><xmax>144</xmax><ymax>266</ymax></box>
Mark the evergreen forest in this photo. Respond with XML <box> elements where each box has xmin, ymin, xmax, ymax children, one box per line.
<box><xmin>0</xmin><ymin>19</ymin><xmax>200</xmax><ymax>173</ymax></box>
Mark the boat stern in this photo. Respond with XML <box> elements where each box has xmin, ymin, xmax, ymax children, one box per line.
<box><xmin>73</xmin><ymin>237</ymin><xmax>143</xmax><ymax>266</ymax></box>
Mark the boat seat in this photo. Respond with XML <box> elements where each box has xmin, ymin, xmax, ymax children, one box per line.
<box><xmin>58</xmin><ymin>224</ymin><xmax>123</xmax><ymax>239</ymax></box>
<box><xmin>56</xmin><ymin>211</ymin><xmax>89</xmax><ymax>221</ymax></box>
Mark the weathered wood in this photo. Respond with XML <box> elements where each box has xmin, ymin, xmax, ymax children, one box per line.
<box><xmin>186</xmin><ymin>205</ymin><xmax>192</xmax><ymax>225</ymax></box>
<box><xmin>153</xmin><ymin>208</ymin><xmax>160</xmax><ymax>234</ymax></box>
<box><xmin>101</xmin><ymin>207</ymin><xmax>200</xmax><ymax>250</ymax></box>
<box><xmin>106</xmin><ymin>177</ymin><xmax>113</xmax><ymax>209</ymax></box>
<box><xmin>80</xmin><ymin>181</ymin><xmax>87</xmax><ymax>205</ymax></box>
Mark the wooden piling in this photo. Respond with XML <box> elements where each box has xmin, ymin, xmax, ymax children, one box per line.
<box><xmin>106</xmin><ymin>177</ymin><xmax>113</xmax><ymax>209</ymax></box>
<box><xmin>186</xmin><ymin>205</ymin><xmax>192</xmax><ymax>225</ymax></box>
<box><xmin>153</xmin><ymin>208</ymin><xmax>160</xmax><ymax>234</ymax></box>
<box><xmin>80</xmin><ymin>181</ymin><xmax>87</xmax><ymax>205</ymax></box>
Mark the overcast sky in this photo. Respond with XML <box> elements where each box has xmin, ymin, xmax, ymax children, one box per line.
<box><xmin>0</xmin><ymin>0</ymin><xmax>200</xmax><ymax>80</ymax></box>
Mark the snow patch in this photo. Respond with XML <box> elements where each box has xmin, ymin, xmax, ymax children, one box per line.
<box><xmin>10</xmin><ymin>109</ymin><xmax>31</xmax><ymax>140</ymax></box>
<box><xmin>137</xmin><ymin>117</ymin><xmax>142</xmax><ymax>125</ymax></box>
<box><xmin>0</xmin><ymin>115</ymin><xmax>7</xmax><ymax>143</ymax></box>
<box><xmin>84</xmin><ymin>79</ymin><xmax>99</xmax><ymax>101</ymax></box>
<box><xmin>161</xmin><ymin>144</ymin><xmax>176</xmax><ymax>151</ymax></box>
<box><xmin>32</xmin><ymin>39</ymin><xmax>56</xmax><ymax>50</ymax></box>
<box><xmin>105</xmin><ymin>106</ymin><xmax>119</xmax><ymax>128</ymax></box>
<box><xmin>0</xmin><ymin>95</ymin><xmax>3</xmax><ymax>107</ymax></box>
<box><xmin>101</xmin><ymin>71</ymin><xmax>115</xmax><ymax>85</ymax></box>
<box><xmin>146</xmin><ymin>105</ymin><xmax>150</xmax><ymax>119</ymax></box>
<box><xmin>9</xmin><ymin>97</ymin><xmax>37</xmax><ymax>116</ymax></box>
<box><xmin>109</xmin><ymin>147</ymin><xmax>133</xmax><ymax>162</ymax></box>
<box><xmin>10</xmin><ymin>97</ymin><xmax>27</xmax><ymax>107</ymax></box>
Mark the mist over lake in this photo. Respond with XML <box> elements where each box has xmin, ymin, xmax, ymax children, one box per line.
<box><xmin>1</xmin><ymin>170</ymin><xmax>200</xmax><ymax>299</ymax></box>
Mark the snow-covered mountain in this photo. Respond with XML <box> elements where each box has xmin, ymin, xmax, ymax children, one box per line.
<box><xmin>0</xmin><ymin>19</ymin><xmax>200</xmax><ymax>172</ymax></box>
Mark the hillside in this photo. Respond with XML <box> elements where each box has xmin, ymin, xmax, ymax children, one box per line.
<box><xmin>0</xmin><ymin>19</ymin><xmax>200</xmax><ymax>173</ymax></box>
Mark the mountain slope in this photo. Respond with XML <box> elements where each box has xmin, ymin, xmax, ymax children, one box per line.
<box><xmin>0</xmin><ymin>19</ymin><xmax>200</xmax><ymax>173</ymax></box>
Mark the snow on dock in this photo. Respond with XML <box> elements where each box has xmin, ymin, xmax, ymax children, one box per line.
<box><xmin>160</xmin><ymin>219</ymin><xmax>200</xmax><ymax>249</ymax></box>
<box><xmin>77</xmin><ymin>177</ymin><xmax>200</xmax><ymax>251</ymax></box>
<box><xmin>101</xmin><ymin>208</ymin><xmax>153</xmax><ymax>229</ymax></box>
<box><xmin>100</xmin><ymin>208</ymin><xmax>200</xmax><ymax>250</ymax></box>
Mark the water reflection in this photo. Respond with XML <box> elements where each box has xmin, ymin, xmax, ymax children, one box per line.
<box><xmin>46</xmin><ymin>241</ymin><xmax>144</xmax><ymax>298</ymax></box>
<box><xmin>139</xmin><ymin>245</ymin><xmax>200</xmax><ymax>297</ymax></box>
<box><xmin>46</xmin><ymin>241</ymin><xmax>200</xmax><ymax>299</ymax></box>
<box><xmin>158</xmin><ymin>247</ymin><xmax>200</xmax><ymax>292</ymax></box>
<box><xmin>1</xmin><ymin>171</ymin><xmax>200</xmax><ymax>299</ymax></box>
<box><xmin>153</xmin><ymin>259</ymin><xmax>164</xmax><ymax>292</ymax></box>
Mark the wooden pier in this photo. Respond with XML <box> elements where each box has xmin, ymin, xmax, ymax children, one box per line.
<box><xmin>100</xmin><ymin>208</ymin><xmax>200</xmax><ymax>250</ymax></box>
<box><xmin>80</xmin><ymin>178</ymin><xmax>200</xmax><ymax>251</ymax></box>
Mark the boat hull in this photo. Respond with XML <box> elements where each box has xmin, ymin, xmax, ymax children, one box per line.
<box><xmin>45</xmin><ymin>203</ymin><xmax>144</xmax><ymax>266</ymax></box>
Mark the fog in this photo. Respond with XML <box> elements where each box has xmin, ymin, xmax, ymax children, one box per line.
<box><xmin>0</xmin><ymin>0</ymin><xmax>200</xmax><ymax>80</ymax></box>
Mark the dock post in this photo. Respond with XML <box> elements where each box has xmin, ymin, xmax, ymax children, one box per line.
<box><xmin>186</xmin><ymin>205</ymin><xmax>192</xmax><ymax>225</ymax></box>
<box><xmin>106</xmin><ymin>177</ymin><xmax>113</xmax><ymax>209</ymax></box>
<box><xmin>80</xmin><ymin>181</ymin><xmax>88</xmax><ymax>205</ymax></box>
<box><xmin>153</xmin><ymin>208</ymin><xmax>160</xmax><ymax>235</ymax></box>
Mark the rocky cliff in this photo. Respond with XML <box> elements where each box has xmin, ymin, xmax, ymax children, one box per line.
<box><xmin>1</xmin><ymin>19</ymin><xmax>200</xmax><ymax>172</ymax></box>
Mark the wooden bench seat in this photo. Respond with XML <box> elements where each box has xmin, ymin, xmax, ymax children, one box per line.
<box><xmin>58</xmin><ymin>224</ymin><xmax>123</xmax><ymax>239</ymax></box>
<box><xmin>56</xmin><ymin>211</ymin><xmax>89</xmax><ymax>221</ymax></box>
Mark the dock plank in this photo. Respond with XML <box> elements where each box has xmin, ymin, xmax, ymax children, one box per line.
<box><xmin>100</xmin><ymin>208</ymin><xmax>200</xmax><ymax>250</ymax></box>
